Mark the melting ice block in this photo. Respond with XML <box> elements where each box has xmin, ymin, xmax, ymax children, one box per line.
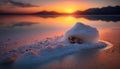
<box><xmin>64</xmin><ymin>22</ymin><xmax>99</xmax><ymax>44</ymax></box>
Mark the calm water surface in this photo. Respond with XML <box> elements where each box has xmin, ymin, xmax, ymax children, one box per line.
<box><xmin>0</xmin><ymin>15</ymin><xmax>120</xmax><ymax>69</ymax></box>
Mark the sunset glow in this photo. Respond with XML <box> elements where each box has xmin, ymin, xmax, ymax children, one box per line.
<box><xmin>0</xmin><ymin>0</ymin><xmax>119</xmax><ymax>13</ymax></box>
<box><xmin>64</xmin><ymin>8</ymin><xmax>77</xmax><ymax>13</ymax></box>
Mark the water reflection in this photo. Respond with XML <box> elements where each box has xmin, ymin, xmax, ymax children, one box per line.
<box><xmin>39</xmin><ymin>48</ymin><xmax>105</xmax><ymax>69</ymax></box>
<box><xmin>0</xmin><ymin>15</ymin><xmax>120</xmax><ymax>69</ymax></box>
<box><xmin>13</xmin><ymin>47</ymin><xmax>101</xmax><ymax>69</ymax></box>
<box><xmin>0</xmin><ymin>15</ymin><xmax>120</xmax><ymax>52</ymax></box>
<box><xmin>35</xmin><ymin>15</ymin><xmax>120</xmax><ymax>22</ymax></box>
<box><xmin>73</xmin><ymin>15</ymin><xmax>120</xmax><ymax>22</ymax></box>
<box><xmin>0</xmin><ymin>15</ymin><xmax>120</xmax><ymax>28</ymax></box>
<box><xmin>10</xmin><ymin>22</ymin><xmax>38</xmax><ymax>28</ymax></box>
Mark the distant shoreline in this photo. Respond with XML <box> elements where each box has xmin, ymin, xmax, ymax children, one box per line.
<box><xmin>0</xmin><ymin>15</ymin><xmax>120</xmax><ymax>22</ymax></box>
<box><xmin>0</xmin><ymin>14</ymin><xmax>120</xmax><ymax>16</ymax></box>
<box><xmin>0</xmin><ymin>6</ymin><xmax>120</xmax><ymax>15</ymax></box>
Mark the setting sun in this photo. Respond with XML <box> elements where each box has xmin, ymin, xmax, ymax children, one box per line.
<box><xmin>64</xmin><ymin>8</ymin><xmax>76</xmax><ymax>13</ymax></box>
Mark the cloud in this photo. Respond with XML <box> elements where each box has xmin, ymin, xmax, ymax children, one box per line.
<box><xmin>0</xmin><ymin>0</ymin><xmax>39</xmax><ymax>8</ymax></box>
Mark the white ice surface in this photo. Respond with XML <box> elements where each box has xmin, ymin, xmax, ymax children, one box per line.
<box><xmin>64</xmin><ymin>22</ymin><xmax>99</xmax><ymax>43</ymax></box>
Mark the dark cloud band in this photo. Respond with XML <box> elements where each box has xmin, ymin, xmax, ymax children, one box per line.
<box><xmin>0</xmin><ymin>0</ymin><xmax>39</xmax><ymax>7</ymax></box>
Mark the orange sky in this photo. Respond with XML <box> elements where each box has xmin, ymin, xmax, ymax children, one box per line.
<box><xmin>0</xmin><ymin>1</ymin><xmax>88</xmax><ymax>13</ymax></box>
<box><xmin>40</xmin><ymin>1</ymin><xmax>88</xmax><ymax>13</ymax></box>
<box><xmin>0</xmin><ymin>0</ymin><xmax>119</xmax><ymax>13</ymax></box>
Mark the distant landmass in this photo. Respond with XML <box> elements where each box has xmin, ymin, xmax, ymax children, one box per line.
<box><xmin>81</xmin><ymin>6</ymin><xmax>120</xmax><ymax>15</ymax></box>
<box><xmin>73</xmin><ymin>15</ymin><xmax>120</xmax><ymax>22</ymax></box>
<box><xmin>0</xmin><ymin>6</ymin><xmax>120</xmax><ymax>15</ymax></box>
<box><xmin>33</xmin><ymin>11</ymin><xmax>61</xmax><ymax>15</ymax></box>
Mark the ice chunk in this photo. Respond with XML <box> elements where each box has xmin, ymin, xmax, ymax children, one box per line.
<box><xmin>63</xmin><ymin>22</ymin><xmax>99</xmax><ymax>43</ymax></box>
